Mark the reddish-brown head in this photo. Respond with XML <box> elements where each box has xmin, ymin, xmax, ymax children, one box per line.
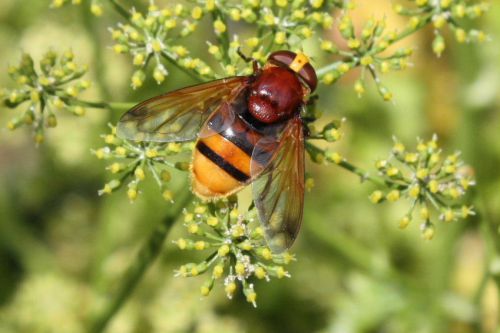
<box><xmin>247</xmin><ymin>51</ymin><xmax>317</xmax><ymax>124</ymax></box>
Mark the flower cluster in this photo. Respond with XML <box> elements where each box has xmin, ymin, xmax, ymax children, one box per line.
<box><xmin>394</xmin><ymin>0</ymin><xmax>490</xmax><ymax>56</ymax></box>
<box><xmin>173</xmin><ymin>199</ymin><xmax>295</xmax><ymax>307</ymax></box>
<box><xmin>2</xmin><ymin>51</ymin><xmax>90</xmax><ymax>144</ymax></box>
<box><xmin>369</xmin><ymin>135</ymin><xmax>475</xmax><ymax>239</ymax></box>
<box><xmin>216</xmin><ymin>0</ymin><xmax>340</xmax><ymax>47</ymax></box>
<box><xmin>92</xmin><ymin>125</ymin><xmax>193</xmax><ymax>202</ymax></box>
<box><xmin>110</xmin><ymin>0</ymin><xmax>348</xmax><ymax>86</ymax></box>
<box><xmin>317</xmin><ymin>0</ymin><xmax>489</xmax><ymax>101</ymax></box>
<box><xmin>110</xmin><ymin>3</ymin><xmax>213</xmax><ymax>88</ymax></box>
<box><xmin>50</xmin><ymin>0</ymin><xmax>104</xmax><ymax>17</ymax></box>
<box><xmin>205</xmin><ymin>0</ymin><xmax>346</xmax><ymax>77</ymax></box>
<box><xmin>319</xmin><ymin>13</ymin><xmax>418</xmax><ymax>101</ymax></box>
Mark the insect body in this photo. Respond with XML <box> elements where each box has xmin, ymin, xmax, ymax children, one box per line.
<box><xmin>117</xmin><ymin>51</ymin><xmax>317</xmax><ymax>252</ymax></box>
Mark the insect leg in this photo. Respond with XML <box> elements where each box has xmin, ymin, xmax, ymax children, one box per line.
<box><xmin>237</xmin><ymin>47</ymin><xmax>259</xmax><ymax>73</ymax></box>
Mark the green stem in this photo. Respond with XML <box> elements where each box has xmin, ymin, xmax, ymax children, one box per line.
<box><xmin>88</xmin><ymin>190</ymin><xmax>193</xmax><ymax>333</ymax></box>
<box><xmin>81</xmin><ymin>6</ymin><xmax>112</xmax><ymax>101</ymax></box>
<box><xmin>108</xmin><ymin>102</ymin><xmax>135</xmax><ymax>111</ymax></box>
<box><xmin>388</xmin><ymin>14</ymin><xmax>434</xmax><ymax>46</ymax></box>
<box><xmin>337</xmin><ymin>158</ymin><xmax>401</xmax><ymax>188</ymax></box>
<box><xmin>336</xmin><ymin>160</ymin><xmax>381</xmax><ymax>186</ymax></box>
<box><xmin>475</xmin><ymin>188</ymin><xmax>500</xmax><ymax>331</ymax></box>
<box><xmin>316</xmin><ymin>60</ymin><xmax>346</xmax><ymax>78</ymax></box>
<box><xmin>161</xmin><ymin>54</ymin><xmax>204</xmax><ymax>82</ymax></box>
<box><xmin>211</xmin><ymin>10</ymin><xmax>230</xmax><ymax>65</ymax></box>
<box><xmin>305</xmin><ymin>141</ymin><xmax>385</xmax><ymax>186</ymax></box>
<box><xmin>106</xmin><ymin>0</ymin><xmax>130</xmax><ymax>20</ymax></box>
<box><xmin>479</xmin><ymin>191</ymin><xmax>500</xmax><ymax>253</ymax></box>
<box><xmin>74</xmin><ymin>100</ymin><xmax>135</xmax><ymax>112</ymax></box>
<box><xmin>472</xmin><ymin>261</ymin><xmax>489</xmax><ymax>332</ymax></box>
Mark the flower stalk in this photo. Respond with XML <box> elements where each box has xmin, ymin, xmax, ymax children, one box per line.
<box><xmin>88</xmin><ymin>189</ymin><xmax>193</xmax><ymax>333</ymax></box>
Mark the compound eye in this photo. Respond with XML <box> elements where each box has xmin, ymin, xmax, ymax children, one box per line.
<box><xmin>299</xmin><ymin>64</ymin><xmax>317</xmax><ymax>92</ymax></box>
<box><xmin>269</xmin><ymin>51</ymin><xmax>296</xmax><ymax>68</ymax></box>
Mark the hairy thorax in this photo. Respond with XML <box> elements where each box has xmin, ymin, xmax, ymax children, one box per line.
<box><xmin>248</xmin><ymin>66</ymin><xmax>304</xmax><ymax>124</ymax></box>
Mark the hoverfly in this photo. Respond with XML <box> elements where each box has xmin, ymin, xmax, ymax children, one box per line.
<box><xmin>117</xmin><ymin>50</ymin><xmax>317</xmax><ymax>253</ymax></box>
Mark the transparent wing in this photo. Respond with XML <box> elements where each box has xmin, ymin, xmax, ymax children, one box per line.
<box><xmin>251</xmin><ymin>117</ymin><xmax>305</xmax><ymax>253</ymax></box>
<box><xmin>198</xmin><ymin>101</ymin><xmax>237</xmax><ymax>139</ymax></box>
<box><xmin>117</xmin><ymin>77</ymin><xmax>248</xmax><ymax>142</ymax></box>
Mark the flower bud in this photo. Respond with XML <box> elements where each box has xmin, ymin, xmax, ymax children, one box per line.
<box><xmin>131</xmin><ymin>70</ymin><xmax>145</xmax><ymax>89</ymax></box>
<box><xmin>421</xmin><ymin>222</ymin><xmax>435</xmax><ymax>240</ymax></box>
<box><xmin>225</xmin><ymin>281</ymin><xmax>237</xmax><ymax>298</ymax></box>
<box><xmin>370</xmin><ymin>190</ymin><xmax>384</xmax><ymax>203</ymax></box>
<box><xmin>46</xmin><ymin>114</ymin><xmax>58</xmax><ymax>128</ymax></box>
<box><xmin>399</xmin><ymin>216</ymin><xmax>411</xmax><ymax>229</ymax></box>
<box><xmin>432</xmin><ymin>35</ymin><xmax>446</xmax><ymax>57</ymax></box>
<box><xmin>213</xmin><ymin>19</ymin><xmax>226</xmax><ymax>34</ymax></box>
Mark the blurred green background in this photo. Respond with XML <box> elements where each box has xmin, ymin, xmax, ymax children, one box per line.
<box><xmin>1</xmin><ymin>1</ymin><xmax>500</xmax><ymax>332</ymax></box>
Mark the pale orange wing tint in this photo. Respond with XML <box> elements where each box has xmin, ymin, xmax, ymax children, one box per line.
<box><xmin>250</xmin><ymin>117</ymin><xmax>305</xmax><ymax>253</ymax></box>
<box><xmin>117</xmin><ymin>77</ymin><xmax>248</xmax><ymax>142</ymax></box>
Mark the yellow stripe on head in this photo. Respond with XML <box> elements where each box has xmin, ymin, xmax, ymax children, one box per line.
<box><xmin>289</xmin><ymin>53</ymin><xmax>309</xmax><ymax>73</ymax></box>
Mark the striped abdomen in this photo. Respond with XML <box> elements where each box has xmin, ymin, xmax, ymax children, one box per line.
<box><xmin>192</xmin><ymin>109</ymin><xmax>265</xmax><ymax>199</ymax></box>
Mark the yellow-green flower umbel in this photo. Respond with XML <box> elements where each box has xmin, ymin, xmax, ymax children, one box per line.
<box><xmin>3</xmin><ymin>51</ymin><xmax>90</xmax><ymax>144</ymax></box>
<box><xmin>110</xmin><ymin>3</ymin><xmax>213</xmax><ymax>87</ymax></box>
<box><xmin>173</xmin><ymin>198</ymin><xmax>295</xmax><ymax>307</ymax></box>
<box><xmin>371</xmin><ymin>135</ymin><xmax>475</xmax><ymax>239</ymax></box>
<box><xmin>93</xmin><ymin>124</ymin><xmax>193</xmax><ymax>201</ymax></box>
